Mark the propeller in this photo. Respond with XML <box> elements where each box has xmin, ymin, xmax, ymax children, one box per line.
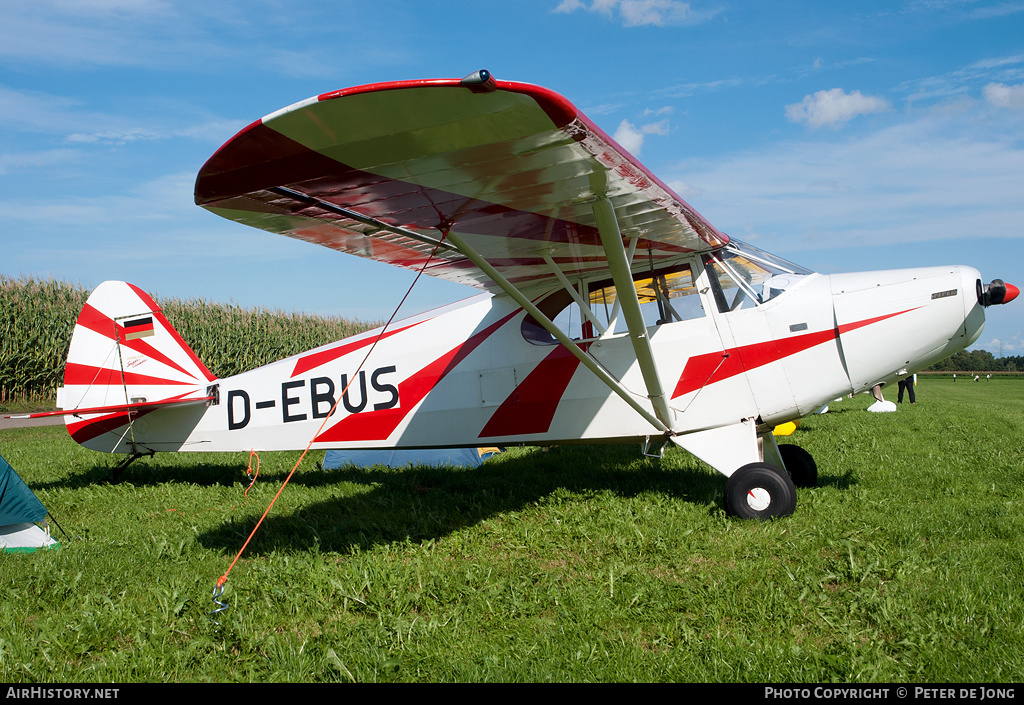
<box><xmin>978</xmin><ymin>278</ymin><xmax>1020</xmax><ymax>307</ymax></box>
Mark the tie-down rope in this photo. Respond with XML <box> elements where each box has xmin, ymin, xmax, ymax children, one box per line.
<box><xmin>210</xmin><ymin>230</ymin><xmax>450</xmax><ymax>623</ymax></box>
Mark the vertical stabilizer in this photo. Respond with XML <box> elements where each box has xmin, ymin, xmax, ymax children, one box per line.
<box><xmin>59</xmin><ymin>281</ymin><xmax>216</xmax><ymax>451</ymax></box>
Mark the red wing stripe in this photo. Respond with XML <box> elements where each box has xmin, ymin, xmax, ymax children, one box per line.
<box><xmin>67</xmin><ymin>408</ymin><xmax>157</xmax><ymax>444</ymax></box>
<box><xmin>195</xmin><ymin>121</ymin><xmax>693</xmax><ymax>257</ymax></box>
<box><xmin>64</xmin><ymin>390</ymin><xmax>206</xmax><ymax>443</ymax></box>
<box><xmin>19</xmin><ymin>392</ymin><xmax>211</xmax><ymax>419</ymax></box>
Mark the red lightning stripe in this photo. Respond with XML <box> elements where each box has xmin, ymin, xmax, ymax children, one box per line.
<box><xmin>672</xmin><ymin>308</ymin><xmax>919</xmax><ymax>399</ymax></box>
<box><xmin>290</xmin><ymin>321</ymin><xmax>425</xmax><ymax>378</ymax></box>
<box><xmin>477</xmin><ymin>345</ymin><xmax>581</xmax><ymax>438</ymax></box>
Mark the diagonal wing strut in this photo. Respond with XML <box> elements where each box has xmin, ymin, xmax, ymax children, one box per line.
<box><xmin>590</xmin><ymin>196</ymin><xmax>677</xmax><ymax>431</ymax></box>
<box><xmin>444</xmin><ymin>229</ymin><xmax>673</xmax><ymax>436</ymax></box>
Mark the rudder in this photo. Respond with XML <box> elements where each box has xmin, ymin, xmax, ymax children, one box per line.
<box><xmin>58</xmin><ymin>281</ymin><xmax>217</xmax><ymax>451</ymax></box>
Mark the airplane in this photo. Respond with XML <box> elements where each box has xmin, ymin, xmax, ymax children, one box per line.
<box><xmin>9</xmin><ymin>70</ymin><xmax>1018</xmax><ymax>520</ymax></box>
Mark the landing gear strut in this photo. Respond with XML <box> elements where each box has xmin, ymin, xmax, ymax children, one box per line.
<box><xmin>110</xmin><ymin>450</ymin><xmax>154</xmax><ymax>482</ymax></box>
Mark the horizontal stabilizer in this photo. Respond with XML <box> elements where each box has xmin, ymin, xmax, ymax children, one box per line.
<box><xmin>4</xmin><ymin>393</ymin><xmax>215</xmax><ymax>420</ymax></box>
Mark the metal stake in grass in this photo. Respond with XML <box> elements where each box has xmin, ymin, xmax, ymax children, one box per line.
<box><xmin>208</xmin><ymin>582</ymin><xmax>229</xmax><ymax>627</ymax></box>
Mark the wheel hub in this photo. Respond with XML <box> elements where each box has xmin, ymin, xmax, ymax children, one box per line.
<box><xmin>746</xmin><ymin>487</ymin><xmax>771</xmax><ymax>512</ymax></box>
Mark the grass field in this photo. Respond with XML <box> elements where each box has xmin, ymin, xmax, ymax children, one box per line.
<box><xmin>1</xmin><ymin>378</ymin><xmax>1022</xmax><ymax>683</ymax></box>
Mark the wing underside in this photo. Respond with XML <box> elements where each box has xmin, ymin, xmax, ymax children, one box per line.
<box><xmin>194</xmin><ymin>74</ymin><xmax>727</xmax><ymax>293</ymax></box>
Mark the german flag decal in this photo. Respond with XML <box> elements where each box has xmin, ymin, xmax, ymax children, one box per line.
<box><xmin>122</xmin><ymin>316</ymin><xmax>155</xmax><ymax>340</ymax></box>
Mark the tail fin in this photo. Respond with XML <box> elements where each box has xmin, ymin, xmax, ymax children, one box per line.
<box><xmin>58</xmin><ymin>281</ymin><xmax>217</xmax><ymax>452</ymax></box>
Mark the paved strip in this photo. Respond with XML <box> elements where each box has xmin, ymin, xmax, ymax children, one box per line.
<box><xmin>0</xmin><ymin>415</ymin><xmax>65</xmax><ymax>430</ymax></box>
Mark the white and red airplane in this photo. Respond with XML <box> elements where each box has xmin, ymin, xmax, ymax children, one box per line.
<box><xmin>13</xmin><ymin>71</ymin><xmax>1019</xmax><ymax>519</ymax></box>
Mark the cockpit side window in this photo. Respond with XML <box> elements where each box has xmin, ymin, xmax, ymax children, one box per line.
<box><xmin>521</xmin><ymin>261</ymin><xmax>704</xmax><ymax>345</ymax></box>
<box><xmin>521</xmin><ymin>287</ymin><xmax>580</xmax><ymax>345</ymax></box>
<box><xmin>588</xmin><ymin>263</ymin><xmax>703</xmax><ymax>334</ymax></box>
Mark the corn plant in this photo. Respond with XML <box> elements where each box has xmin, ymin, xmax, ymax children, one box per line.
<box><xmin>0</xmin><ymin>275</ymin><xmax>375</xmax><ymax>402</ymax></box>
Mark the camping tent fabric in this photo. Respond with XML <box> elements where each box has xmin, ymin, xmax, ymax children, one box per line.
<box><xmin>323</xmin><ymin>447</ymin><xmax>496</xmax><ymax>470</ymax></box>
<box><xmin>1</xmin><ymin>523</ymin><xmax>57</xmax><ymax>552</ymax></box>
<box><xmin>0</xmin><ymin>453</ymin><xmax>57</xmax><ymax>552</ymax></box>
<box><xmin>0</xmin><ymin>453</ymin><xmax>47</xmax><ymax>526</ymax></box>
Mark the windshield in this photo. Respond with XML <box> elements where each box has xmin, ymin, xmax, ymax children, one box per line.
<box><xmin>704</xmin><ymin>240</ymin><xmax>813</xmax><ymax>313</ymax></box>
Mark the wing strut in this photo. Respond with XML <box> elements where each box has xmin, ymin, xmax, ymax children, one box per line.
<box><xmin>444</xmin><ymin>231</ymin><xmax>672</xmax><ymax>435</ymax></box>
<box><xmin>591</xmin><ymin>196</ymin><xmax>677</xmax><ymax>431</ymax></box>
<box><xmin>541</xmin><ymin>255</ymin><xmax>607</xmax><ymax>336</ymax></box>
<box><xmin>267</xmin><ymin>186</ymin><xmax>459</xmax><ymax>254</ymax></box>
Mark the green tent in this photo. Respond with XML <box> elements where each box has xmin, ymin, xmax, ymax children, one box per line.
<box><xmin>0</xmin><ymin>453</ymin><xmax>58</xmax><ymax>553</ymax></box>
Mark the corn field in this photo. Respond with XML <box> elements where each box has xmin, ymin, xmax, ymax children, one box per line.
<box><xmin>0</xmin><ymin>275</ymin><xmax>375</xmax><ymax>403</ymax></box>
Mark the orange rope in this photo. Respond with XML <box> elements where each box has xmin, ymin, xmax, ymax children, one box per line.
<box><xmin>244</xmin><ymin>449</ymin><xmax>260</xmax><ymax>498</ymax></box>
<box><xmin>213</xmin><ymin>231</ymin><xmax>450</xmax><ymax>597</ymax></box>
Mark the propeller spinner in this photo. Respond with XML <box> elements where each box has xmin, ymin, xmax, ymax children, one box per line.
<box><xmin>978</xmin><ymin>279</ymin><xmax>1020</xmax><ymax>307</ymax></box>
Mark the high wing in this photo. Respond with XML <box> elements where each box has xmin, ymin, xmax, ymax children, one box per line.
<box><xmin>194</xmin><ymin>71</ymin><xmax>727</xmax><ymax>293</ymax></box>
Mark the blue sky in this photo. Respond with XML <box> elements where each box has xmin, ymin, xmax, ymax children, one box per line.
<box><xmin>2</xmin><ymin>0</ymin><xmax>1023</xmax><ymax>354</ymax></box>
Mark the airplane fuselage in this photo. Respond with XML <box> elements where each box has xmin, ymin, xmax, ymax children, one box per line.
<box><xmin>64</xmin><ymin>253</ymin><xmax>985</xmax><ymax>482</ymax></box>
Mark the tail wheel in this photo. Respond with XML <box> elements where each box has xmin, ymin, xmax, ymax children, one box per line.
<box><xmin>725</xmin><ymin>462</ymin><xmax>797</xmax><ymax>520</ymax></box>
<box><xmin>778</xmin><ymin>444</ymin><xmax>818</xmax><ymax>488</ymax></box>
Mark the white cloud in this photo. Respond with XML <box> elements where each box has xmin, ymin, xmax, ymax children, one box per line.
<box><xmin>612</xmin><ymin>118</ymin><xmax>670</xmax><ymax>155</ymax></box>
<box><xmin>666</xmin><ymin>179</ymin><xmax>703</xmax><ymax>201</ymax></box>
<box><xmin>785</xmin><ymin>88</ymin><xmax>891</xmax><ymax>129</ymax></box>
<box><xmin>0</xmin><ymin>4</ymin><xmax>183</xmax><ymax>68</ymax></box>
<box><xmin>665</xmin><ymin>108</ymin><xmax>1024</xmax><ymax>253</ymax></box>
<box><xmin>895</xmin><ymin>53</ymin><xmax>1024</xmax><ymax>109</ymax></box>
<box><xmin>67</xmin><ymin>128</ymin><xmax>162</xmax><ymax>145</ymax></box>
<box><xmin>0</xmin><ymin>149</ymin><xmax>81</xmax><ymax>176</ymax></box>
<box><xmin>554</xmin><ymin>0</ymin><xmax>719</xmax><ymax>27</ymax></box>
<box><xmin>0</xmin><ymin>171</ymin><xmax>197</xmax><ymax>225</ymax></box>
<box><xmin>613</xmin><ymin>120</ymin><xmax>645</xmax><ymax>154</ymax></box>
<box><xmin>0</xmin><ymin>85</ymin><xmax>243</xmax><ymax>147</ymax></box>
<box><xmin>554</xmin><ymin>0</ymin><xmax>586</xmax><ymax>11</ymax></box>
<box><xmin>642</xmin><ymin>105</ymin><xmax>674</xmax><ymax>118</ymax></box>
<box><xmin>984</xmin><ymin>82</ymin><xmax>1024</xmax><ymax>110</ymax></box>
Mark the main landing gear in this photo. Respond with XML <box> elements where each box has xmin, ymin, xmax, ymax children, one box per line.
<box><xmin>778</xmin><ymin>443</ymin><xmax>818</xmax><ymax>489</ymax></box>
<box><xmin>725</xmin><ymin>462</ymin><xmax>797</xmax><ymax>520</ymax></box>
<box><xmin>723</xmin><ymin>444</ymin><xmax>818</xmax><ymax>520</ymax></box>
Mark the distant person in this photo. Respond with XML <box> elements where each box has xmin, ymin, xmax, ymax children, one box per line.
<box><xmin>987</xmin><ymin>374</ymin><xmax>991</xmax><ymax>381</ymax></box>
<box><xmin>974</xmin><ymin>375</ymin><xmax>980</xmax><ymax>382</ymax></box>
<box><xmin>953</xmin><ymin>373</ymin><xmax>956</xmax><ymax>382</ymax></box>
<box><xmin>897</xmin><ymin>375</ymin><xmax>916</xmax><ymax>404</ymax></box>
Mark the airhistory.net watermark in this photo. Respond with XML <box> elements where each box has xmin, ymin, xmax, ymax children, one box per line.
<box><xmin>6</xmin><ymin>688</ymin><xmax>119</xmax><ymax>700</ymax></box>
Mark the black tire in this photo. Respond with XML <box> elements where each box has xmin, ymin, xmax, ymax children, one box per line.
<box><xmin>778</xmin><ymin>444</ymin><xmax>818</xmax><ymax>488</ymax></box>
<box><xmin>724</xmin><ymin>462</ymin><xmax>797</xmax><ymax>520</ymax></box>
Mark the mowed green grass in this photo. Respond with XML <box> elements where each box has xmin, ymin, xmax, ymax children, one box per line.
<box><xmin>1</xmin><ymin>378</ymin><xmax>1022</xmax><ymax>683</ymax></box>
